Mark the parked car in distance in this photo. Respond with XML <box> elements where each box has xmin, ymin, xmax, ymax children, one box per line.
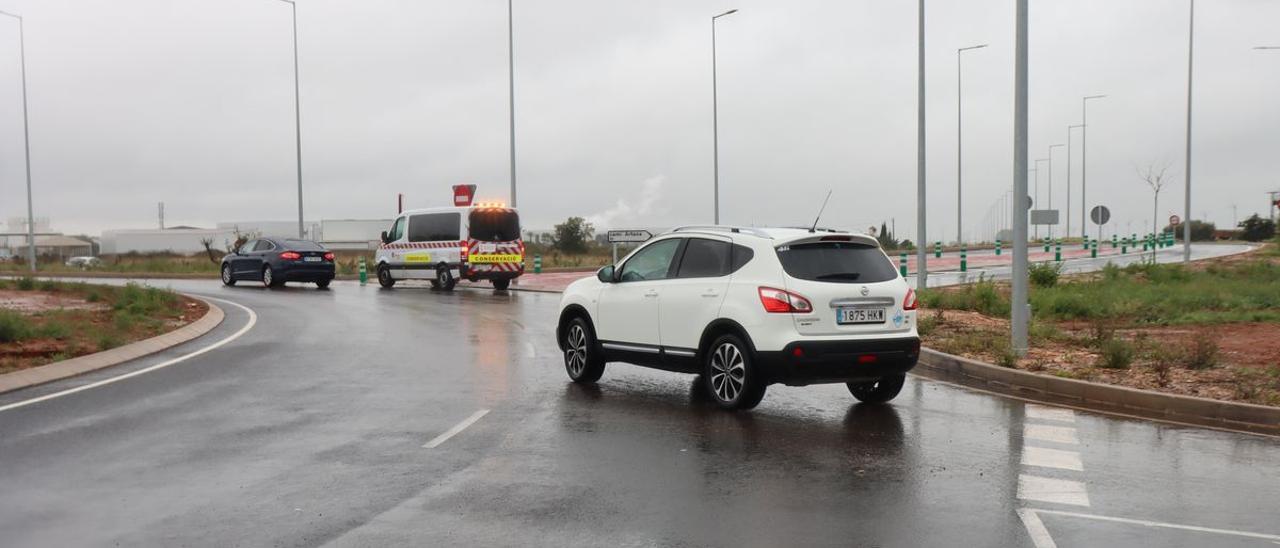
<box><xmin>556</xmin><ymin>226</ymin><xmax>920</xmax><ymax>410</ymax></box>
<box><xmin>220</xmin><ymin>237</ymin><xmax>335</xmax><ymax>289</ymax></box>
<box><xmin>65</xmin><ymin>256</ymin><xmax>102</xmax><ymax>268</ymax></box>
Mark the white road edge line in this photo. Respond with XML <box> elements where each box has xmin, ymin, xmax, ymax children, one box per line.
<box><xmin>423</xmin><ymin>409</ymin><xmax>490</xmax><ymax>449</ymax></box>
<box><xmin>0</xmin><ymin>296</ymin><xmax>257</xmax><ymax>413</ymax></box>
<box><xmin>1016</xmin><ymin>509</ymin><xmax>1059</xmax><ymax>548</ymax></box>
<box><xmin>1031</xmin><ymin>508</ymin><xmax>1280</xmax><ymax>542</ymax></box>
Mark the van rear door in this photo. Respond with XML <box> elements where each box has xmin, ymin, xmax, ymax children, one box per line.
<box><xmin>467</xmin><ymin>208</ymin><xmax>523</xmax><ymax>273</ymax></box>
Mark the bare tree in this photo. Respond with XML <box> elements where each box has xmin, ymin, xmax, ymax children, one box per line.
<box><xmin>199</xmin><ymin>238</ymin><xmax>219</xmax><ymax>264</ymax></box>
<box><xmin>1137</xmin><ymin>161</ymin><xmax>1173</xmax><ymax>259</ymax></box>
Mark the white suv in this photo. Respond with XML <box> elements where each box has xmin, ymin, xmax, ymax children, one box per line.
<box><xmin>556</xmin><ymin>226</ymin><xmax>920</xmax><ymax>410</ymax></box>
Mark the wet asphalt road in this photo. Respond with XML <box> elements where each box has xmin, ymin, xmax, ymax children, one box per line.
<box><xmin>1</xmin><ymin>244</ymin><xmax>1278</xmax><ymax>547</ymax></box>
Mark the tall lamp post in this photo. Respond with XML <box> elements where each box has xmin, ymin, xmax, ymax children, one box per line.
<box><xmin>1066</xmin><ymin>125</ymin><xmax>1084</xmax><ymax>238</ymax></box>
<box><xmin>1080</xmin><ymin>94</ymin><xmax>1106</xmax><ymax>239</ymax></box>
<box><xmin>0</xmin><ymin>9</ymin><xmax>34</xmax><ymax>272</ymax></box>
<box><xmin>275</xmin><ymin>0</ymin><xmax>305</xmax><ymax>239</ymax></box>
<box><xmin>916</xmin><ymin>0</ymin><xmax>927</xmax><ymax>289</ymax></box>
<box><xmin>955</xmin><ymin>43</ymin><xmax>988</xmax><ymax>244</ymax></box>
<box><xmin>508</xmin><ymin>0</ymin><xmax>517</xmax><ymax>208</ymax></box>
<box><xmin>1032</xmin><ymin>159</ymin><xmax>1047</xmax><ymax>239</ymax></box>
<box><xmin>1011</xmin><ymin>0</ymin><xmax>1029</xmax><ymax>355</ymax></box>
<box><xmin>1183</xmin><ymin>0</ymin><xmax>1194</xmax><ymax>263</ymax></box>
<box><xmin>1047</xmin><ymin>143</ymin><xmax>1064</xmax><ymax>240</ymax></box>
<box><xmin>711</xmin><ymin>8</ymin><xmax>737</xmax><ymax>224</ymax></box>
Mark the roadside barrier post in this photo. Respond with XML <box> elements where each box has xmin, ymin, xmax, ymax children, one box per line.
<box><xmin>1091</xmin><ymin>240</ymin><xmax>1097</xmax><ymax>259</ymax></box>
<box><xmin>1082</xmin><ymin>235</ymin><xmax>1089</xmax><ymax>250</ymax></box>
<box><xmin>1122</xmin><ymin>238</ymin><xmax>1128</xmax><ymax>254</ymax></box>
<box><xmin>960</xmin><ymin>245</ymin><xmax>967</xmax><ymax>273</ymax></box>
<box><xmin>1111</xmin><ymin>234</ymin><xmax>1117</xmax><ymax>248</ymax></box>
<box><xmin>899</xmin><ymin>251</ymin><xmax>907</xmax><ymax>277</ymax></box>
<box><xmin>1043</xmin><ymin>238</ymin><xmax>1050</xmax><ymax>253</ymax></box>
<box><xmin>358</xmin><ymin>256</ymin><xmax>367</xmax><ymax>286</ymax></box>
<box><xmin>934</xmin><ymin>241</ymin><xmax>941</xmax><ymax>259</ymax></box>
<box><xmin>1055</xmin><ymin>240</ymin><xmax>1062</xmax><ymax>262</ymax></box>
<box><xmin>995</xmin><ymin>239</ymin><xmax>1002</xmax><ymax>256</ymax></box>
<box><xmin>534</xmin><ymin>254</ymin><xmax>542</xmax><ymax>274</ymax></box>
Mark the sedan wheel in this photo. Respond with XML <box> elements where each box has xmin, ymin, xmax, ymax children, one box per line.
<box><xmin>221</xmin><ymin>264</ymin><xmax>236</xmax><ymax>286</ymax></box>
<box><xmin>262</xmin><ymin>266</ymin><xmax>282</xmax><ymax>288</ymax></box>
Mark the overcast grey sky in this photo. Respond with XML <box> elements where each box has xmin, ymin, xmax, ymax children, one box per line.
<box><xmin>1</xmin><ymin>0</ymin><xmax>1278</xmax><ymax>241</ymax></box>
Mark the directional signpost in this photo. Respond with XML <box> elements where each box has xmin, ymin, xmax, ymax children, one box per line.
<box><xmin>607</xmin><ymin>229</ymin><xmax>653</xmax><ymax>263</ymax></box>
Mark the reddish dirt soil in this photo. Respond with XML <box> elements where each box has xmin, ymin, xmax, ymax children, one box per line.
<box><xmin>0</xmin><ymin>292</ymin><xmax>207</xmax><ymax>375</ymax></box>
<box><xmin>923</xmin><ymin>309</ymin><xmax>1280</xmax><ymax>406</ymax></box>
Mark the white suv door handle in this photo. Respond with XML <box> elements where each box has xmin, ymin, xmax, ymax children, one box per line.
<box><xmin>644</xmin><ymin>289</ymin><xmax>659</xmax><ymax>298</ymax></box>
<box><xmin>701</xmin><ymin>290</ymin><xmax>719</xmax><ymax>298</ymax></box>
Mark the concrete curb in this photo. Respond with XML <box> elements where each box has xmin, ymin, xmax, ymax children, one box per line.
<box><xmin>913</xmin><ymin>347</ymin><xmax>1280</xmax><ymax>437</ymax></box>
<box><xmin>0</xmin><ymin>296</ymin><xmax>224</xmax><ymax>395</ymax></box>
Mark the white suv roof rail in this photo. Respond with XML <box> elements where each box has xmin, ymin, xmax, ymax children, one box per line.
<box><xmin>669</xmin><ymin>225</ymin><xmax>775</xmax><ymax>239</ymax></box>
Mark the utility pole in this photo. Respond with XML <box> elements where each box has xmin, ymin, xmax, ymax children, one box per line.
<box><xmin>1066</xmin><ymin>125</ymin><xmax>1083</xmax><ymax>239</ymax></box>
<box><xmin>1081</xmin><ymin>94</ymin><xmax>1106</xmax><ymax>239</ymax></box>
<box><xmin>0</xmin><ymin>9</ymin><xmax>35</xmax><ymax>272</ymax></box>
<box><xmin>508</xmin><ymin>0</ymin><xmax>518</xmax><ymax>208</ymax></box>
<box><xmin>711</xmin><ymin>8</ymin><xmax>737</xmax><ymax>224</ymax></box>
<box><xmin>1047</xmin><ymin>144</ymin><xmax>1064</xmax><ymax>240</ymax></box>
<box><xmin>1182</xmin><ymin>0</ymin><xmax>1194</xmax><ymax>263</ymax></box>
<box><xmin>1012</xmin><ymin>0</ymin><xmax>1029</xmax><ymax>355</ymax></box>
<box><xmin>916</xmin><ymin>0</ymin><xmax>928</xmax><ymax>289</ymax></box>
<box><xmin>956</xmin><ymin>43</ymin><xmax>988</xmax><ymax>245</ymax></box>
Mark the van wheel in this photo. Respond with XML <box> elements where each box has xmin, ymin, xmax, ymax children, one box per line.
<box><xmin>436</xmin><ymin>264</ymin><xmax>456</xmax><ymax>291</ymax></box>
<box><xmin>563</xmin><ymin>317</ymin><xmax>605</xmax><ymax>383</ymax></box>
<box><xmin>221</xmin><ymin>264</ymin><xmax>236</xmax><ymax>286</ymax></box>
<box><xmin>315</xmin><ymin>279</ymin><xmax>331</xmax><ymax>289</ymax></box>
<box><xmin>492</xmin><ymin>279</ymin><xmax>510</xmax><ymax>291</ymax></box>
<box><xmin>847</xmin><ymin>374</ymin><xmax>906</xmax><ymax>403</ymax></box>
<box><xmin>705</xmin><ymin>334</ymin><xmax>766</xmax><ymax>410</ymax></box>
<box><xmin>377</xmin><ymin>264</ymin><xmax>395</xmax><ymax>288</ymax></box>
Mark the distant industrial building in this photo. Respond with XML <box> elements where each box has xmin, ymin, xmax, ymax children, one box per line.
<box><xmin>12</xmin><ymin>235</ymin><xmax>94</xmax><ymax>260</ymax></box>
<box><xmin>100</xmin><ymin>227</ymin><xmax>240</xmax><ymax>255</ymax></box>
<box><xmin>99</xmin><ymin>219</ymin><xmax>393</xmax><ymax>255</ymax></box>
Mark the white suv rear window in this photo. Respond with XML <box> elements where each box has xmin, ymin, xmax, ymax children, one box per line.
<box><xmin>776</xmin><ymin>242</ymin><xmax>898</xmax><ymax>283</ymax></box>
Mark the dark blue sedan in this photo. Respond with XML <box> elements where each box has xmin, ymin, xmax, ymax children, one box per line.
<box><xmin>220</xmin><ymin>237</ymin><xmax>336</xmax><ymax>289</ymax></box>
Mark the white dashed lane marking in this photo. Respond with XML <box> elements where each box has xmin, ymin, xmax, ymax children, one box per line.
<box><xmin>422</xmin><ymin>409</ymin><xmax>490</xmax><ymax>449</ymax></box>
<box><xmin>1024</xmin><ymin>423</ymin><xmax>1080</xmax><ymax>445</ymax></box>
<box><xmin>1025</xmin><ymin>404</ymin><xmax>1077</xmax><ymax>424</ymax></box>
<box><xmin>1022</xmin><ymin>445</ymin><xmax>1084</xmax><ymax>472</ymax></box>
<box><xmin>1018</xmin><ymin>474</ymin><xmax>1092</xmax><ymax>507</ymax></box>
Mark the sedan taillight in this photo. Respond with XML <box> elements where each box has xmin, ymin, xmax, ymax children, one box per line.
<box><xmin>758</xmin><ymin>287</ymin><xmax>813</xmax><ymax>314</ymax></box>
<box><xmin>279</xmin><ymin>251</ymin><xmax>302</xmax><ymax>260</ymax></box>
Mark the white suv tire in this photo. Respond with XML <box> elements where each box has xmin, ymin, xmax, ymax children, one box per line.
<box><xmin>704</xmin><ymin>334</ymin><xmax>767</xmax><ymax>410</ymax></box>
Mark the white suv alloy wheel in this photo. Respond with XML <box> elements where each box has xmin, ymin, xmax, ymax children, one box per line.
<box><xmin>709</xmin><ymin>342</ymin><xmax>746</xmax><ymax>403</ymax></box>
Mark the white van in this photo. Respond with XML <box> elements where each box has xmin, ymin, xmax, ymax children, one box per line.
<box><xmin>375</xmin><ymin>204</ymin><xmax>524</xmax><ymax>290</ymax></box>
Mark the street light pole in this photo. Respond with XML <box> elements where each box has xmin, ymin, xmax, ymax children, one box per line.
<box><xmin>1182</xmin><ymin>0</ymin><xmax>1194</xmax><ymax>263</ymax></box>
<box><xmin>956</xmin><ymin>43</ymin><xmax>988</xmax><ymax>245</ymax></box>
<box><xmin>276</xmin><ymin>0</ymin><xmax>305</xmax><ymax>239</ymax></box>
<box><xmin>508</xmin><ymin>0</ymin><xmax>517</xmax><ymax>208</ymax></box>
<box><xmin>916</xmin><ymin>0</ymin><xmax>927</xmax><ymax>289</ymax></box>
<box><xmin>1012</xmin><ymin>0</ymin><xmax>1029</xmax><ymax>355</ymax></box>
<box><xmin>1047</xmin><ymin>144</ymin><xmax>1064</xmax><ymax>240</ymax></box>
<box><xmin>711</xmin><ymin>8</ymin><xmax>737</xmax><ymax>225</ymax></box>
<box><xmin>1033</xmin><ymin>159</ymin><xmax>1046</xmax><ymax>239</ymax></box>
<box><xmin>1081</xmin><ymin>94</ymin><xmax>1106</xmax><ymax>239</ymax></box>
<box><xmin>0</xmin><ymin>9</ymin><xmax>34</xmax><ymax>271</ymax></box>
<box><xmin>1066</xmin><ymin>125</ymin><xmax>1084</xmax><ymax>239</ymax></box>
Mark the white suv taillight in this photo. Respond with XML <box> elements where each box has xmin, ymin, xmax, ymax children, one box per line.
<box><xmin>904</xmin><ymin>287</ymin><xmax>919</xmax><ymax>311</ymax></box>
<box><xmin>758</xmin><ymin>287</ymin><xmax>813</xmax><ymax>314</ymax></box>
